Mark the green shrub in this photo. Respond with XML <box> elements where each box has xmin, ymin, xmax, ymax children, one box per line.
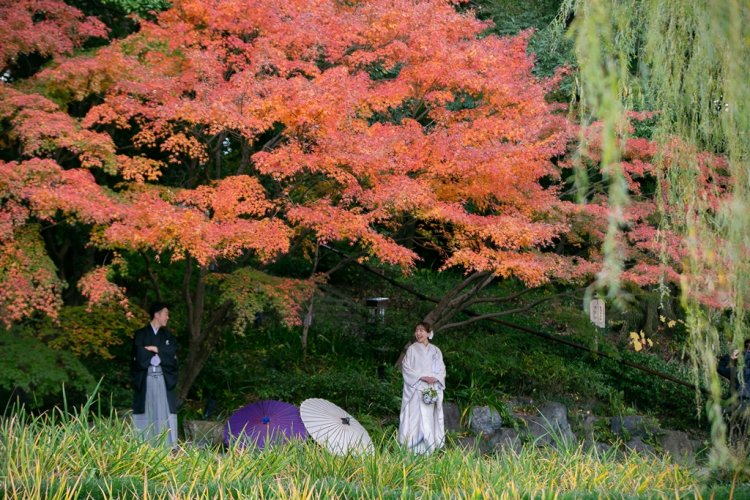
<box><xmin>0</xmin><ymin>334</ymin><xmax>95</xmax><ymax>409</ymax></box>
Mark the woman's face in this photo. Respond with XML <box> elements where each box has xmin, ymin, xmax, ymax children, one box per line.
<box><xmin>414</xmin><ymin>325</ymin><xmax>430</xmax><ymax>344</ymax></box>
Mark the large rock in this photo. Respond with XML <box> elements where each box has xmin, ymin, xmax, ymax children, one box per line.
<box><xmin>443</xmin><ymin>402</ymin><xmax>462</xmax><ymax>433</ymax></box>
<box><xmin>611</xmin><ymin>415</ymin><xmax>660</xmax><ymax>439</ymax></box>
<box><xmin>659</xmin><ymin>430</ymin><xmax>694</xmax><ymax>464</ymax></box>
<box><xmin>470</xmin><ymin>406</ymin><xmax>504</xmax><ymax>435</ymax></box>
<box><xmin>580</xmin><ymin>414</ymin><xmax>600</xmax><ymax>443</ymax></box>
<box><xmin>540</xmin><ymin>402</ymin><xmax>576</xmax><ymax>441</ymax></box>
<box><xmin>455</xmin><ymin>435</ymin><xmax>480</xmax><ymax>453</ymax></box>
<box><xmin>488</xmin><ymin>428</ymin><xmax>521</xmax><ymax>455</ymax></box>
<box><xmin>184</xmin><ymin>420</ymin><xmax>225</xmax><ymax>448</ymax></box>
<box><xmin>456</xmin><ymin>427</ymin><xmax>521</xmax><ymax>455</ymax></box>
<box><xmin>520</xmin><ymin>402</ymin><xmax>576</xmax><ymax>447</ymax></box>
<box><xmin>580</xmin><ymin>415</ymin><xmax>613</xmax><ymax>455</ymax></box>
<box><xmin>690</xmin><ymin>438</ymin><xmax>707</xmax><ymax>455</ymax></box>
<box><xmin>625</xmin><ymin>436</ymin><xmax>655</xmax><ymax>455</ymax></box>
<box><xmin>584</xmin><ymin>440</ymin><xmax>612</xmax><ymax>455</ymax></box>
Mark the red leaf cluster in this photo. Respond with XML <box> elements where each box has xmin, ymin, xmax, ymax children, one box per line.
<box><xmin>0</xmin><ymin>0</ymin><xmax>107</xmax><ymax>71</ymax></box>
<box><xmin>0</xmin><ymin>0</ymin><xmax>735</xmax><ymax>324</ymax></box>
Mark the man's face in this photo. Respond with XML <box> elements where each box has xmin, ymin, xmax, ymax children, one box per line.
<box><xmin>153</xmin><ymin>308</ymin><xmax>170</xmax><ymax>328</ymax></box>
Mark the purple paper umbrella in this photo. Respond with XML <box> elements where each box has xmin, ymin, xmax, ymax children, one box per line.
<box><xmin>224</xmin><ymin>400</ymin><xmax>308</xmax><ymax>450</ymax></box>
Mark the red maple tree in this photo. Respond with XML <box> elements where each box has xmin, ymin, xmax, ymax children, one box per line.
<box><xmin>2</xmin><ymin>0</ymin><xmax>727</xmax><ymax>397</ymax></box>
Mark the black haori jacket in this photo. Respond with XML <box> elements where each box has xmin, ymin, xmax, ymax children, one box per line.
<box><xmin>131</xmin><ymin>324</ymin><xmax>179</xmax><ymax>414</ymax></box>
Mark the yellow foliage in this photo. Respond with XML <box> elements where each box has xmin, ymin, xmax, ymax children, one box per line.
<box><xmin>629</xmin><ymin>330</ymin><xmax>654</xmax><ymax>352</ymax></box>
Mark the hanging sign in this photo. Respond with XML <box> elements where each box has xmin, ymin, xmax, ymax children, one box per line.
<box><xmin>590</xmin><ymin>299</ymin><xmax>606</xmax><ymax>328</ymax></box>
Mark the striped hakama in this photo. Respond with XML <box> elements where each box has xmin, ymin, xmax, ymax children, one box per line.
<box><xmin>132</xmin><ymin>365</ymin><xmax>178</xmax><ymax>446</ymax></box>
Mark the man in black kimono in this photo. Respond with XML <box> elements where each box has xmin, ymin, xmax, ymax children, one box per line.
<box><xmin>131</xmin><ymin>302</ymin><xmax>179</xmax><ymax>446</ymax></box>
<box><xmin>718</xmin><ymin>339</ymin><xmax>750</xmax><ymax>443</ymax></box>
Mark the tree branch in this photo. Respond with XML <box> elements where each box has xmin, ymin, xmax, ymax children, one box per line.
<box><xmin>140</xmin><ymin>251</ymin><xmax>163</xmax><ymax>302</ymax></box>
<box><xmin>261</xmin><ymin>132</ymin><xmax>284</xmax><ymax>152</ymax></box>
<box><xmin>204</xmin><ymin>299</ymin><xmax>233</xmax><ymax>335</ymax></box>
<box><xmin>462</xmin><ymin>286</ymin><xmax>537</xmax><ymax>308</ymax></box>
<box><xmin>428</xmin><ymin>271</ymin><xmax>494</xmax><ymax>330</ymax></box>
<box><xmin>183</xmin><ymin>255</ymin><xmax>194</xmax><ymax>327</ymax></box>
<box><xmin>322</xmin><ymin>252</ymin><xmax>363</xmax><ymax>277</ymax></box>
<box><xmin>213</xmin><ymin>130</ymin><xmax>226</xmax><ymax>180</ymax></box>
<box><xmin>441</xmin><ymin>271</ymin><xmax>492</xmax><ymax>301</ymax></box>
<box><xmin>439</xmin><ymin>288</ymin><xmax>585</xmax><ymax>332</ymax></box>
<box><xmin>192</xmin><ymin>265</ymin><xmax>207</xmax><ymax>334</ymax></box>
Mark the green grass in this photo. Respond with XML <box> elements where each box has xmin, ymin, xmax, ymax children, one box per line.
<box><xmin>1</xmin><ymin>401</ymin><xmax>741</xmax><ymax>499</ymax></box>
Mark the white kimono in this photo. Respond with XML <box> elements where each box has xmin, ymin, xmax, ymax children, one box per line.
<box><xmin>398</xmin><ymin>342</ymin><xmax>446</xmax><ymax>454</ymax></box>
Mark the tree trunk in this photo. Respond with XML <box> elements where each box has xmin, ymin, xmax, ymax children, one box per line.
<box><xmin>238</xmin><ymin>137</ymin><xmax>251</xmax><ymax>174</ymax></box>
<box><xmin>177</xmin><ymin>261</ymin><xmax>232</xmax><ymax>402</ymax></box>
<box><xmin>300</xmin><ymin>241</ymin><xmax>321</xmax><ymax>356</ymax></box>
<box><xmin>301</xmin><ymin>294</ymin><xmax>315</xmax><ymax>357</ymax></box>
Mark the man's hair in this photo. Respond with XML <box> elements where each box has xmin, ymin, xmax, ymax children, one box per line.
<box><xmin>148</xmin><ymin>302</ymin><xmax>170</xmax><ymax>320</ymax></box>
<box><xmin>744</xmin><ymin>339</ymin><xmax>750</xmax><ymax>350</ymax></box>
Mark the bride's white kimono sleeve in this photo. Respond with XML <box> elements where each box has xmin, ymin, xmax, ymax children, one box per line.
<box><xmin>398</xmin><ymin>342</ymin><xmax>446</xmax><ymax>454</ymax></box>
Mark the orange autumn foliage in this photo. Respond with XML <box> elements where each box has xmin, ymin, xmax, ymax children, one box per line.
<box><xmin>0</xmin><ymin>0</ymin><xmax>732</xmax><ymax>330</ymax></box>
<box><xmin>0</xmin><ymin>0</ymin><xmax>107</xmax><ymax>73</ymax></box>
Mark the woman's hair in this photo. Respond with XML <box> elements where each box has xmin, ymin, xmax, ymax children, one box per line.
<box><xmin>395</xmin><ymin>321</ymin><xmax>434</xmax><ymax>368</ymax></box>
<box><xmin>416</xmin><ymin>321</ymin><xmax>432</xmax><ymax>332</ymax></box>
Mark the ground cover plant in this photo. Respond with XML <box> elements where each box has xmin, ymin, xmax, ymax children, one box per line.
<box><xmin>2</xmin><ymin>397</ymin><xmax>736</xmax><ymax>499</ymax></box>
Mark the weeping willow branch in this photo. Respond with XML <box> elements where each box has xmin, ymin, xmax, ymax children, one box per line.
<box><xmin>557</xmin><ymin>0</ymin><xmax>750</xmax><ymax>469</ymax></box>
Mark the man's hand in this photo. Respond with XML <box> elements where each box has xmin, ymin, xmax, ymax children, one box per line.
<box><xmin>731</xmin><ymin>349</ymin><xmax>740</xmax><ymax>360</ymax></box>
<box><xmin>145</xmin><ymin>345</ymin><xmax>159</xmax><ymax>353</ymax></box>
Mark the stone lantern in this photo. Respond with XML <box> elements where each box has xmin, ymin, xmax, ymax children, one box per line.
<box><xmin>365</xmin><ymin>297</ymin><xmax>389</xmax><ymax>323</ymax></box>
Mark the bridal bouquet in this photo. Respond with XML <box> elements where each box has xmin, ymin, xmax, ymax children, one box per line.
<box><xmin>421</xmin><ymin>386</ymin><xmax>439</xmax><ymax>405</ymax></box>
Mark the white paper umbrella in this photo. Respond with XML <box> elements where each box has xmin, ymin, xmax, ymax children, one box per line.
<box><xmin>300</xmin><ymin>398</ymin><xmax>374</xmax><ymax>455</ymax></box>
